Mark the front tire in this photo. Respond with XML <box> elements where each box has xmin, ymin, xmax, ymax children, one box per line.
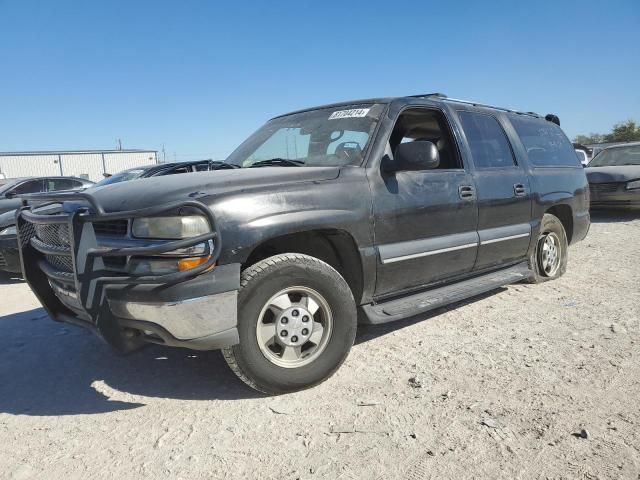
<box><xmin>527</xmin><ymin>213</ymin><xmax>568</xmax><ymax>283</ymax></box>
<box><xmin>222</xmin><ymin>254</ymin><xmax>357</xmax><ymax>394</ymax></box>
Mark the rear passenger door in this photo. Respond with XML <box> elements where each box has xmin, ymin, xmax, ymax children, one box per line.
<box><xmin>456</xmin><ymin>110</ymin><xmax>532</xmax><ymax>271</ymax></box>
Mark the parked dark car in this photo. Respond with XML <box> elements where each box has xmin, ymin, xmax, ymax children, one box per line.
<box><xmin>94</xmin><ymin>159</ymin><xmax>237</xmax><ymax>187</ymax></box>
<box><xmin>0</xmin><ymin>176</ymin><xmax>94</xmax><ymax>215</ymax></box>
<box><xmin>0</xmin><ymin>177</ymin><xmax>93</xmax><ymax>273</ymax></box>
<box><xmin>16</xmin><ymin>94</ymin><xmax>589</xmax><ymax>393</ymax></box>
<box><xmin>0</xmin><ymin>161</ymin><xmax>228</xmax><ymax>274</ymax></box>
<box><xmin>585</xmin><ymin>142</ymin><xmax>640</xmax><ymax>209</ymax></box>
<box><xmin>0</xmin><ymin>210</ymin><xmax>19</xmax><ymax>273</ymax></box>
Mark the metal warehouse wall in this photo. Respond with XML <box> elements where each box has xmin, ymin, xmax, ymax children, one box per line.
<box><xmin>0</xmin><ymin>150</ymin><xmax>157</xmax><ymax>182</ymax></box>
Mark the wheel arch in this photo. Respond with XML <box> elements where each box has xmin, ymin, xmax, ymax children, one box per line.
<box><xmin>242</xmin><ymin>229</ymin><xmax>365</xmax><ymax>304</ymax></box>
<box><xmin>545</xmin><ymin>203</ymin><xmax>574</xmax><ymax>243</ymax></box>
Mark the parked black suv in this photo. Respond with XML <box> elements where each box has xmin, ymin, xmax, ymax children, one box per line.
<box><xmin>16</xmin><ymin>94</ymin><xmax>589</xmax><ymax>393</ymax></box>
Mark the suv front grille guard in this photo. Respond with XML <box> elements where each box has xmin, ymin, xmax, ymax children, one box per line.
<box><xmin>16</xmin><ymin>193</ymin><xmax>221</xmax><ymax>325</ymax></box>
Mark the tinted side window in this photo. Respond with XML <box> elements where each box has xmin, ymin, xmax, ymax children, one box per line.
<box><xmin>509</xmin><ymin>116</ymin><xmax>579</xmax><ymax>167</ymax></box>
<box><xmin>458</xmin><ymin>111</ymin><xmax>516</xmax><ymax>168</ymax></box>
<box><xmin>164</xmin><ymin>166</ymin><xmax>191</xmax><ymax>175</ymax></box>
<box><xmin>47</xmin><ymin>178</ymin><xmax>77</xmax><ymax>191</ymax></box>
<box><xmin>13</xmin><ymin>180</ymin><xmax>44</xmax><ymax>194</ymax></box>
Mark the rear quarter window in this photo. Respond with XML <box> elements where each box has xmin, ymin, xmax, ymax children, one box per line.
<box><xmin>509</xmin><ymin>116</ymin><xmax>580</xmax><ymax>167</ymax></box>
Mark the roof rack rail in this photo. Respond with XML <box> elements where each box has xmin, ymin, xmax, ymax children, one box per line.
<box><xmin>410</xmin><ymin>93</ymin><xmax>448</xmax><ymax>99</ymax></box>
<box><xmin>441</xmin><ymin>97</ymin><xmax>540</xmax><ymax>117</ymax></box>
<box><xmin>408</xmin><ymin>93</ymin><xmax>540</xmax><ymax>118</ymax></box>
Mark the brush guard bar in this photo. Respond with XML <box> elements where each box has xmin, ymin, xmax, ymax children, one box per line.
<box><xmin>16</xmin><ymin>193</ymin><xmax>224</xmax><ymax>350</ymax></box>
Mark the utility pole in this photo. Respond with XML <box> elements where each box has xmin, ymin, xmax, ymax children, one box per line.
<box><xmin>162</xmin><ymin>144</ymin><xmax>166</xmax><ymax>163</ymax></box>
<box><xmin>117</xmin><ymin>138</ymin><xmax>122</xmax><ymax>150</ymax></box>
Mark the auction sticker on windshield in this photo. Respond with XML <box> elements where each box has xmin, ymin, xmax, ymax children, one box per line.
<box><xmin>328</xmin><ymin>108</ymin><xmax>371</xmax><ymax>120</ymax></box>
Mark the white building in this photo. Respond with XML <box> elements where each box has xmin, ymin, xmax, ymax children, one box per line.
<box><xmin>0</xmin><ymin>149</ymin><xmax>158</xmax><ymax>182</ymax></box>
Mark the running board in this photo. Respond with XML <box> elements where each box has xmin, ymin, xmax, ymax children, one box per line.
<box><xmin>361</xmin><ymin>262</ymin><xmax>532</xmax><ymax>325</ymax></box>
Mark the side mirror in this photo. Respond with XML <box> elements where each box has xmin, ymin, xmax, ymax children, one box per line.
<box><xmin>387</xmin><ymin>141</ymin><xmax>440</xmax><ymax>172</ymax></box>
<box><xmin>5</xmin><ymin>191</ymin><xmax>16</xmax><ymax>199</ymax></box>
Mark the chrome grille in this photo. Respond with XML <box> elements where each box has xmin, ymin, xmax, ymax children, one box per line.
<box><xmin>590</xmin><ymin>183</ymin><xmax>620</xmax><ymax>195</ymax></box>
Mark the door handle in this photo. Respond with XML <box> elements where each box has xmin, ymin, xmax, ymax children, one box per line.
<box><xmin>458</xmin><ymin>185</ymin><xmax>475</xmax><ymax>200</ymax></box>
<box><xmin>514</xmin><ymin>184</ymin><xmax>527</xmax><ymax>196</ymax></box>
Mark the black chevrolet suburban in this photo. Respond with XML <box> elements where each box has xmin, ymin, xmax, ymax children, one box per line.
<box><xmin>16</xmin><ymin>94</ymin><xmax>590</xmax><ymax>394</ymax></box>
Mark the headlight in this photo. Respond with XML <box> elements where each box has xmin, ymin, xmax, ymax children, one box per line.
<box><xmin>0</xmin><ymin>225</ymin><xmax>17</xmax><ymax>236</ymax></box>
<box><xmin>131</xmin><ymin>215</ymin><xmax>209</xmax><ymax>239</ymax></box>
<box><xmin>626</xmin><ymin>179</ymin><xmax>640</xmax><ymax>190</ymax></box>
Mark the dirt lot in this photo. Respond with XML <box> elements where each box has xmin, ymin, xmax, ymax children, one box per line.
<box><xmin>1</xmin><ymin>210</ymin><xmax>639</xmax><ymax>480</ymax></box>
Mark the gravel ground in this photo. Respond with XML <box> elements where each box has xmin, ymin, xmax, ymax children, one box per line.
<box><xmin>1</xmin><ymin>210</ymin><xmax>639</xmax><ymax>480</ymax></box>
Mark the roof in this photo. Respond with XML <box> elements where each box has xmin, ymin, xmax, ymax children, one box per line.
<box><xmin>0</xmin><ymin>149</ymin><xmax>157</xmax><ymax>157</ymax></box>
<box><xmin>0</xmin><ymin>176</ymin><xmax>94</xmax><ymax>184</ymax></box>
<box><xmin>273</xmin><ymin>93</ymin><xmax>542</xmax><ymax>120</ymax></box>
<box><xmin>586</xmin><ymin>141</ymin><xmax>640</xmax><ymax>150</ymax></box>
<box><xmin>119</xmin><ymin>159</ymin><xmax>212</xmax><ymax>173</ymax></box>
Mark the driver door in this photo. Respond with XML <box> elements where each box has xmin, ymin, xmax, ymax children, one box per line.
<box><xmin>369</xmin><ymin>107</ymin><xmax>479</xmax><ymax>297</ymax></box>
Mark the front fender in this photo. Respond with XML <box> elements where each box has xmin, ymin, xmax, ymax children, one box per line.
<box><xmin>206</xmin><ymin>168</ymin><xmax>376</xmax><ymax>301</ymax></box>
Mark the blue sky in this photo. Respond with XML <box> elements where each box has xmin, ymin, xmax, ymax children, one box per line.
<box><xmin>1</xmin><ymin>0</ymin><xmax>638</xmax><ymax>160</ymax></box>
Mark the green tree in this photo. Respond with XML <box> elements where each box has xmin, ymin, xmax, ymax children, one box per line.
<box><xmin>574</xmin><ymin>133</ymin><xmax>605</xmax><ymax>144</ymax></box>
<box><xmin>574</xmin><ymin>119</ymin><xmax>640</xmax><ymax>144</ymax></box>
<box><xmin>603</xmin><ymin>120</ymin><xmax>640</xmax><ymax>142</ymax></box>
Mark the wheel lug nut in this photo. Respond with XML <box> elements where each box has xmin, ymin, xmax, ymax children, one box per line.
<box><xmin>302</xmin><ymin>315</ymin><xmax>309</xmax><ymax>322</ymax></box>
<box><xmin>281</xmin><ymin>317</ymin><xmax>288</xmax><ymax>324</ymax></box>
<box><xmin>301</xmin><ymin>328</ymin><xmax>309</xmax><ymax>335</ymax></box>
<box><xmin>281</xmin><ymin>330</ymin><xmax>288</xmax><ymax>337</ymax></box>
<box><xmin>291</xmin><ymin>335</ymin><xmax>298</xmax><ymax>343</ymax></box>
<box><xmin>292</xmin><ymin>309</ymin><xmax>299</xmax><ymax>317</ymax></box>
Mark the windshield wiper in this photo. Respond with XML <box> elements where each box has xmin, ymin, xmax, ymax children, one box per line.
<box><xmin>248</xmin><ymin>158</ymin><xmax>305</xmax><ymax>168</ymax></box>
<box><xmin>210</xmin><ymin>161</ymin><xmax>241</xmax><ymax>170</ymax></box>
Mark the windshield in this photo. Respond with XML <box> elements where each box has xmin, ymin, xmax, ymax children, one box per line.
<box><xmin>0</xmin><ymin>180</ymin><xmax>20</xmax><ymax>196</ymax></box>
<box><xmin>92</xmin><ymin>169</ymin><xmax>146</xmax><ymax>187</ymax></box>
<box><xmin>589</xmin><ymin>145</ymin><xmax>640</xmax><ymax>167</ymax></box>
<box><xmin>226</xmin><ymin>104</ymin><xmax>385</xmax><ymax>168</ymax></box>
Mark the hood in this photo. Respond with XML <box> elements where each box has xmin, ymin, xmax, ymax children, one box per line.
<box><xmin>585</xmin><ymin>165</ymin><xmax>640</xmax><ymax>183</ymax></box>
<box><xmin>0</xmin><ymin>209</ymin><xmax>16</xmax><ymax>227</ymax></box>
<box><xmin>85</xmin><ymin>166</ymin><xmax>341</xmax><ymax>213</ymax></box>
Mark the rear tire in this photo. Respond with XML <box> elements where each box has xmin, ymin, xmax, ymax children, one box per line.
<box><xmin>222</xmin><ymin>253</ymin><xmax>357</xmax><ymax>394</ymax></box>
<box><xmin>526</xmin><ymin>213</ymin><xmax>568</xmax><ymax>284</ymax></box>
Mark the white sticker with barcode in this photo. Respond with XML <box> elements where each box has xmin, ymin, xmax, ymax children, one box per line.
<box><xmin>328</xmin><ymin>108</ymin><xmax>371</xmax><ymax>120</ymax></box>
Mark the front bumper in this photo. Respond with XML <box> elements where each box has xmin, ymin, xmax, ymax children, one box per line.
<box><xmin>16</xmin><ymin>193</ymin><xmax>240</xmax><ymax>352</ymax></box>
<box><xmin>589</xmin><ymin>183</ymin><xmax>640</xmax><ymax>209</ymax></box>
<box><xmin>105</xmin><ymin>264</ymin><xmax>240</xmax><ymax>350</ymax></box>
<box><xmin>0</xmin><ymin>234</ymin><xmax>21</xmax><ymax>273</ymax></box>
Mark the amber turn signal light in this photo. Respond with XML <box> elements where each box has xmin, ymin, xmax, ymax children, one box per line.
<box><xmin>177</xmin><ymin>256</ymin><xmax>211</xmax><ymax>272</ymax></box>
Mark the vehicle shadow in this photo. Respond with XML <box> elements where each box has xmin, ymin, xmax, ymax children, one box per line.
<box><xmin>590</xmin><ymin>208</ymin><xmax>640</xmax><ymax>224</ymax></box>
<box><xmin>355</xmin><ymin>288</ymin><xmax>504</xmax><ymax>345</ymax></box>
<box><xmin>1</xmin><ymin>288</ymin><xmax>506</xmax><ymax>416</ymax></box>
<box><xmin>0</xmin><ymin>271</ymin><xmax>24</xmax><ymax>285</ymax></box>
<box><xmin>0</xmin><ymin>308</ymin><xmax>263</xmax><ymax>417</ymax></box>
